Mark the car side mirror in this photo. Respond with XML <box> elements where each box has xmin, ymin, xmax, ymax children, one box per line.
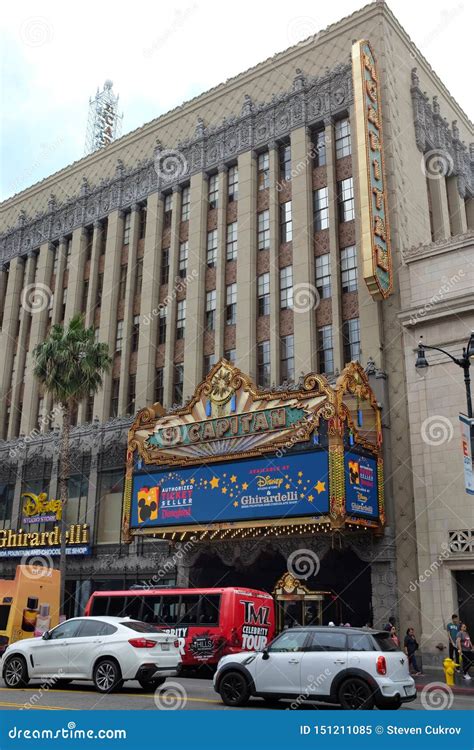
<box><xmin>42</xmin><ymin>630</ymin><xmax>51</xmax><ymax>640</ymax></box>
<box><xmin>261</xmin><ymin>649</ymin><xmax>270</xmax><ymax>660</ymax></box>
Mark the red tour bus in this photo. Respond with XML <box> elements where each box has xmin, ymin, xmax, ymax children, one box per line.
<box><xmin>84</xmin><ymin>587</ymin><xmax>275</xmax><ymax>668</ymax></box>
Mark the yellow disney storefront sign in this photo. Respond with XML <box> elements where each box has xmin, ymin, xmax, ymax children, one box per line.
<box><xmin>21</xmin><ymin>492</ymin><xmax>62</xmax><ymax>524</ymax></box>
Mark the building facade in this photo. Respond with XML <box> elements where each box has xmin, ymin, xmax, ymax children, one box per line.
<box><xmin>0</xmin><ymin>2</ymin><xmax>473</xmax><ymax>653</ymax></box>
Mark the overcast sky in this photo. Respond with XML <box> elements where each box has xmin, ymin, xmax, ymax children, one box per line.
<box><xmin>1</xmin><ymin>0</ymin><xmax>472</xmax><ymax>204</ymax></box>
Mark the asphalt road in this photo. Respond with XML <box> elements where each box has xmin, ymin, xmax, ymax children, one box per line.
<box><xmin>0</xmin><ymin>677</ymin><xmax>472</xmax><ymax>711</ymax></box>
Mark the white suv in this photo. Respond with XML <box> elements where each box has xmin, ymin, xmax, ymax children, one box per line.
<box><xmin>214</xmin><ymin>626</ymin><xmax>416</xmax><ymax>710</ymax></box>
<box><xmin>1</xmin><ymin>617</ymin><xmax>181</xmax><ymax>693</ymax></box>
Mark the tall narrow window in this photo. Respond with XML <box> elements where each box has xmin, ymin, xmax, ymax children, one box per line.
<box><xmin>338</xmin><ymin>178</ymin><xmax>355</xmax><ymax>222</ymax></box>
<box><xmin>163</xmin><ymin>194</ymin><xmax>172</xmax><ymax>228</ymax></box>
<box><xmin>181</xmin><ymin>186</ymin><xmax>190</xmax><ymax>221</ymax></box>
<box><xmin>312</xmin><ymin>129</ymin><xmax>326</xmax><ymax>167</ymax></box>
<box><xmin>258</xmin><ymin>210</ymin><xmax>270</xmax><ymax>250</ymax></box>
<box><xmin>161</xmin><ymin>248</ymin><xmax>169</xmax><ymax>284</ymax></box>
<box><xmin>314</xmin><ymin>188</ymin><xmax>329</xmax><ymax>231</ymax></box>
<box><xmin>335</xmin><ymin>118</ymin><xmax>351</xmax><ymax>158</ymax></box>
<box><xmin>127</xmin><ymin>374</ymin><xmax>136</xmax><ymax>415</ymax></box>
<box><xmin>258</xmin><ymin>273</ymin><xmax>270</xmax><ymax>316</ymax></box>
<box><xmin>52</xmin><ymin>244</ymin><xmax>59</xmax><ymax>275</ymax></box>
<box><xmin>342</xmin><ymin>318</ymin><xmax>360</xmax><ymax>363</ymax></box>
<box><xmin>226</xmin><ymin>283</ymin><xmax>237</xmax><ymax>325</ymax></box>
<box><xmin>96</xmin><ymin>273</ymin><xmax>103</xmax><ymax>306</ymax></box>
<box><xmin>315</xmin><ymin>254</ymin><xmax>331</xmax><ymax>299</ymax></box>
<box><xmin>178</xmin><ymin>241</ymin><xmax>188</xmax><ymax>278</ymax></box>
<box><xmin>257</xmin><ymin>152</ymin><xmax>270</xmax><ymax>190</ymax></box>
<box><xmin>110</xmin><ymin>379</ymin><xmax>120</xmax><ymax>417</ymax></box>
<box><xmin>118</xmin><ymin>265</ymin><xmax>127</xmax><ymax>300</ymax></box>
<box><xmin>280</xmin><ymin>334</ymin><xmax>295</xmax><ymax>383</ymax></box>
<box><xmin>279</xmin><ymin>143</ymin><xmax>291</xmax><ymax>182</ymax></box>
<box><xmin>208</xmin><ymin>174</ymin><xmax>219</xmax><ymax>209</ymax></box>
<box><xmin>317</xmin><ymin>326</ymin><xmax>334</xmax><ymax>375</ymax></box>
<box><xmin>85</xmin><ymin>226</ymin><xmax>94</xmax><ymax>261</ymax></box>
<box><xmin>340</xmin><ymin>246</ymin><xmax>358</xmax><ymax>292</ymax></box>
<box><xmin>280</xmin><ymin>201</ymin><xmax>292</xmax><ymax>243</ymax></box>
<box><xmin>176</xmin><ymin>300</ymin><xmax>186</xmax><ymax>339</ymax></box>
<box><xmin>257</xmin><ymin>340</ymin><xmax>271</xmax><ymax>388</ymax></box>
<box><xmin>158</xmin><ymin>306</ymin><xmax>167</xmax><ymax>345</ymax></box>
<box><xmin>154</xmin><ymin>368</ymin><xmax>164</xmax><ymax>404</ymax></box>
<box><xmin>131</xmin><ymin>315</ymin><xmax>140</xmax><ymax>352</ymax></box>
<box><xmin>224</xmin><ymin>348</ymin><xmax>236</xmax><ymax>363</ymax></box>
<box><xmin>226</xmin><ymin>222</ymin><xmax>238</xmax><ymax>261</ymax></box>
<box><xmin>204</xmin><ymin>354</ymin><xmax>217</xmax><ymax>373</ymax></box>
<box><xmin>279</xmin><ymin>266</ymin><xmax>293</xmax><ymax>309</ymax></box>
<box><xmin>228</xmin><ymin>166</ymin><xmax>239</xmax><ymax>202</ymax></box>
<box><xmin>207</xmin><ymin>230</ymin><xmax>218</xmax><ymax>267</ymax></box>
<box><xmin>134</xmin><ymin>257</ymin><xmax>143</xmax><ymax>297</ymax></box>
<box><xmin>205</xmin><ymin>290</ymin><xmax>216</xmax><ymax>331</ymax></box>
<box><xmin>139</xmin><ymin>205</ymin><xmax>147</xmax><ymax>239</ymax></box>
<box><xmin>173</xmin><ymin>364</ymin><xmax>184</xmax><ymax>404</ymax></box>
<box><xmin>123</xmin><ymin>212</ymin><xmax>131</xmax><ymax>245</ymax></box>
<box><xmin>81</xmin><ymin>280</ymin><xmax>89</xmax><ymax>313</ymax></box>
<box><xmin>115</xmin><ymin>320</ymin><xmax>124</xmax><ymax>352</ymax></box>
<box><xmin>65</xmin><ymin>237</ymin><xmax>73</xmax><ymax>270</ymax></box>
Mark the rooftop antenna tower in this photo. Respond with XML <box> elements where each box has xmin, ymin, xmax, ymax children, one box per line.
<box><xmin>84</xmin><ymin>80</ymin><xmax>123</xmax><ymax>155</ymax></box>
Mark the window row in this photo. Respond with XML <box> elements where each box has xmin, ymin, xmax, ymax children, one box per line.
<box><xmin>315</xmin><ymin>245</ymin><xmax>358</xmax><ymax>298</ymax></box>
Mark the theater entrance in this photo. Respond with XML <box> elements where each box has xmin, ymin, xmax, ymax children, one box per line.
<box><xmin>273</xmin><ymin>572</ymin><xmax>341</xmax><ymax>633</ymax></box>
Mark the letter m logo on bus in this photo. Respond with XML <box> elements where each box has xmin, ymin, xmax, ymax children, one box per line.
<box><xmin>240</xmin><ymin>599</ymin><xmax>270</xmax><ymax>626</ymax></box>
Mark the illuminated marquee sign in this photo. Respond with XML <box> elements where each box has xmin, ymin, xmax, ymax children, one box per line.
<box><xmin>0</xmin><ymin>524</ymin><xmax>90</xmax><ymax>558</ymax></box>
<box><xmin>352</xmin><ymin>40</ymin><xmax>393</xmax><ymax>300</ymax></box>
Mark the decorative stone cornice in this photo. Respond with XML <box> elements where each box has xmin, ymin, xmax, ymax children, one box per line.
<box><xmin>403</xmin><ymin>230</ymin><xmax>474</xmax><ymax>262</ymax></box>
<box><xmin>410</xmin><ymin>68</ymin><xmax>474</xmax><ymax>199</ymax></box>
<box><xmin>0</xmin><ymin>63</ymin><xmax>352</xmax><ymax>265</ymax></box>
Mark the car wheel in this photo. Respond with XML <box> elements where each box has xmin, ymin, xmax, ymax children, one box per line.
<box><xmin>3</xmin><ymin>655</ymin><xmax>29</xmax><ymax>689</ymax></box>
<box><xmin>338</xmin><ymin>677</ymin><xmax>375</xmax><ymax>710</ymax></box>
<box><xmin>138</xmin><ymin>676</ymin><xmax>166</xmax><ymax>691</ymax></box>
<box><xmin>219</xmin><ymin>670</ymin><xmax>250</xmax><ymax>707</ymax></box>
<box><xmin>93</xmin><ymin>659</ymin><xmax>124</xmax><ymax>693</ymax></box>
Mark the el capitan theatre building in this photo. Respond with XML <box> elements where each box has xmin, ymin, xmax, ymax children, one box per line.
<box><xmin>123</xmin><ymin>360</ymin><xmax>388</xmax><ymax>629</ymax></box>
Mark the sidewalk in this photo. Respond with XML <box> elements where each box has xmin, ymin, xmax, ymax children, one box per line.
<box><xmin>414</xmin><ymin>669</ymin><xmax>474</xmax><ymax>696</ymax></box>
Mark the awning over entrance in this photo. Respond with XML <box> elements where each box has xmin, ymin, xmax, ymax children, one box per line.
<box><xmin>122</xmin><ymin>360</ymin><xmax>384</xmax><ymax>542</ymax></box>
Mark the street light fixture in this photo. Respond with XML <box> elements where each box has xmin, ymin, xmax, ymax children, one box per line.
<box><xmin>415</xmin><ymin>331</ymin><xmax>474</xmax><ymax>418</ymax></box>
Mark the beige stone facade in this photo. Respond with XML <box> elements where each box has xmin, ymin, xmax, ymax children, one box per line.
<box><xmin>0</xmin><ymin>1</ymin><xmax>473</xmax><ymax>636</ymax></box>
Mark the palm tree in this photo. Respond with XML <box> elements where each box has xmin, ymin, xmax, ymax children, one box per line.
<box><xmin>33</xmin><ymin>314</ymin><xmax>111</xmax><ymax>613</ymax></box>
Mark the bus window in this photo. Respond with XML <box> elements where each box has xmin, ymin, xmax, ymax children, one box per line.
<box><xmin>124</xmin><ymin>596</ymin><xmax>143</xmax><ymax>621</ymax></box>
<box><xmin>180</xmin><ymin>595</ymin><xmax>199</xmax><ymax>625</ymax></box>
<box><xmin>141</xmin><ymin>596</ymin><xmax>162</xmax><ymax>624</ymax></box>
<box><xmin>199</xmin><ymin>595</ymin><xmax>220</xmax><ymax>626</ymax></box>
<box><xmin>90</xmin><ymin>597</ymin><xmax>108</xmax><ymax>616</ymax></box>
<box><xmin>107</xmin><ymin>597</ymin><xmax>127</xmax><ymax>616</ymax></box>
<box><xmin>160</xmin><ymin>595</ymin><xmax>181</xmax><ymax>624</ymax></box>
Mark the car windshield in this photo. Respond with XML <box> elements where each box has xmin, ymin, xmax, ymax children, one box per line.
<box><xmin>373</xmin><ymin>632</ymin><xmax>400</xmax><ymax>651</ymax></box>
<box><xmin>120</xmin><ymin>620</ymin><xmax>163</xmax><ymax>633</ymax></box>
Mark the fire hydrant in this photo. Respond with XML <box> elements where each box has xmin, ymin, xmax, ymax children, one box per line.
<box><xmin>443</xmin><ymin>657</ymin><xmax>456</xmax><ymax>686</ymax></box>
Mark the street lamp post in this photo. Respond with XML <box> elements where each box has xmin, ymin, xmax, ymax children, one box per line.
<box><xmin>415</xmin><ymin>331</ymin><xmax>474</xmax><ymax>420</ymax></box>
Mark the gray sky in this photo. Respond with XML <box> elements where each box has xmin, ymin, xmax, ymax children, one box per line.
<box><xmin>1</xmin><ymin>0</ymin><xmax>472</xmax><ymax>204</ymax></box>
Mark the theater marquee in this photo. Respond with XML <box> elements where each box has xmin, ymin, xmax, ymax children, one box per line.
<box><xmin>352</xmin><ymin>39</ymin><xmax>393</xmax><ymax>300</ymax></box>
<box><xmin>122</xmin><ymin>361</ymin><xmax>385</xmax><ymax>542</ymax></box>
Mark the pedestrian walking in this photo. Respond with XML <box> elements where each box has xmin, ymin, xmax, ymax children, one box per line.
<box><xmin>447</xmin><ymin>613</ymin><xmax>459</xmax><ymax>665</ymax></box>
<box><xmin>384</xmin><ymin>616</ymin><xmax>396</xmax><ymax>632</ymax></box>
<box><xmin>404</xmin><ymin>627</ymin><xmax>423</xmax><ymax>675</ymax></box>
<box><xmin>390</xmin><ymin>626</ymin><xmax>400</xmax><ymax>647</ymax></box>
<box><xmin>456</xmin><ymin>623</ymin><xmax>473</xmax><ymax>681</ymax></box>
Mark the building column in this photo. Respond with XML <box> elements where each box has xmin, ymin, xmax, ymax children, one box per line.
<box><xmin>325</xmin><ymin>119</ymin><xmax>343</xmax><ymax>372</ymax></box>
<box><xmin>163</xmin><ymin>188</ymin><xmax>182</xmax><ymax>405</ymax></box>
<box><xmin>446</xmin><ymin>176</ymin><xmax>467</xmax><ymax>236</ymax></box>
<box><xmin>136</xmin><ymin>192</ymin><xmax>163</xmax><ymax>408</ymax></box>
<box><xmin>64</xmin><ymin>227</ymin><xmax>86</xmax><ymax>324</ymax></box>
<box><xmin>236</xmin><ymin>151</ymin><xmax>257</xmax><ymax>379</ymax></box>
<box><xmin>8</xmin><ymin>252</ymin><xmax>37</xmax><ymax>439</ymax></box>
<box><xmin>84</xmin><ymin>221</ymin><xmax>103</xmax><ymax>329</ymax></box>
<box><xmin>20</xmin><ymin>242</ymin><xmax>54</xmax><ymax>435</ymax></box>
<box><xmin>291</xmin><ymin>127</ymin><xmax>316</xmax><ymax>378</ymax></box>
<box><xmin>268</xmin><ymin>145</ymin><xmax>280</xmax><ymax>385</ymax></box>
<box><xmin>427</xmin><ymin>173</ymin><xmax>450</xmax><ymax>241</ymax></box>
<box><xmin>184</xmin><ymin>172</ymin><xmax>207</xmax><ymax>391</ymax></box>
<box><xmin>118</xmin><ymin>205</ymin><xmax>141</xmax><ymax>415</ymax></box>
<box><xmin>0</xmin><ymin>257</ymin><xmax>25</xmax><ymax>438</ymax></box>
<box><xmin>10</xmin><ymin>453</ymin><xmax>26</xmax><ymax>530</ymax></box>
<box><xmin>93</xmin><ymin>210</ymin><xmax>124</xmax><ymax>421</ymax></box>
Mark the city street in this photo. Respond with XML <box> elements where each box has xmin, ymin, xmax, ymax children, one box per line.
<box><xmin>0</xmin><ymin>676</ymin><xmax>472</xmax><ymax>711</ymax></box>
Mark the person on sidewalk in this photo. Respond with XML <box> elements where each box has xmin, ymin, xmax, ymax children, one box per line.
<box><xmin>384</xmin><ymin>616</ymin><xmax>396</xmax><ymax>632</ymax></box>
<box><xmin>404</xmin><ymin>627</ymin><xmax>423</xmax><ymax>676</ymax></box>
<box><xmin>390</xmin><ymin>626</ymin><xmax>400</xmax><ymax>648</ymax></box>
<box><xmin>456</xmin><ymin>623</ymin><xmax>473</xmax><ymax>681</ymax></box>
<box><xmin>447</xmin><ymin>614</ymin><xmax>460</xmax><ymax>664</ymax></box>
